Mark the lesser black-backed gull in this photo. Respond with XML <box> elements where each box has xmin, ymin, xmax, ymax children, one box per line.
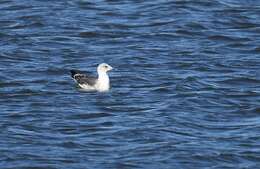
<box><xmin>70</xmin><ymin>63</ymin><xmax>113</xmax><ymax>92</ymax></box>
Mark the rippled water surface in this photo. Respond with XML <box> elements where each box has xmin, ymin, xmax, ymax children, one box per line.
<box><xmin>1</xmin><ymin>0</ymin><xmax>260</xmax><ymax>168</ymax></box>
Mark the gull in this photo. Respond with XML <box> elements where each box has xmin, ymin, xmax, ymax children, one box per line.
<box><xmin>70</xmin><ymin>63</ymin><xmax>113</xmax><ymax>92</ymax></box>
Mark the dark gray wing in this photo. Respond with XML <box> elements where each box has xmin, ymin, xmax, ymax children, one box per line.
<box><xmin>74</xmin><ymin>74</ymin><xmax>97</xmax><ymax>86</ymax></box>
<box><xmin>70</xmin><ymin>70</ymin><xmax>97</xmax><ymax>86</ymax></box>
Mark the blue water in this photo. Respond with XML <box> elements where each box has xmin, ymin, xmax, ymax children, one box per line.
<box><xmin>0</xmin><ymin>0</ymin><xmax>260</xmax><ymax>168</ymax></box>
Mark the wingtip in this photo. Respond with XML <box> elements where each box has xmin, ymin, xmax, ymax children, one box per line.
<box><xmin>70</xmin><ymin>70</ymin><xmax>78</xmax><ymax>78</ymax></box>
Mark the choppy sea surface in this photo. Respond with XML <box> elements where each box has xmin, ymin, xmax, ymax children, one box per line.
<box><xmin>0</xmin><ymin>0</ymin><xmax>260</xmax><ymax>168</ymax></box>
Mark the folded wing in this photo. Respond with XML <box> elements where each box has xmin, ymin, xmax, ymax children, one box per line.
<box><xmin>70</xmin><ymin>70</ymin><xmax>97</xmax><ymax>86</ymax></box>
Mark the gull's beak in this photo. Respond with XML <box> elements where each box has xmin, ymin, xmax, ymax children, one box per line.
<box><xmin>109</xmin><ymin>66</ymin><xmax>113</xmax><ymax>71</ymax></box>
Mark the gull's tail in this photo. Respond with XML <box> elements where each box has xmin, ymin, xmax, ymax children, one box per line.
<box><xmin>70</xmin><ymin>70</ymin><xmax>80</xmax><ymax>78</ymax></box>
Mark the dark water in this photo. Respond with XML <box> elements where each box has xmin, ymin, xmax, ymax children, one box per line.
<box><xmin>0</xmin><ymin>0</ymin><xmax>260</xmax><ymax>168</ymax></box>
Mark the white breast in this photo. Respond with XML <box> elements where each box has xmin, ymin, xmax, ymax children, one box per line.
<box><xmin>95</xmin><ymin>73</ymin><xmax>110</xmax><ymax>92</ymax></box>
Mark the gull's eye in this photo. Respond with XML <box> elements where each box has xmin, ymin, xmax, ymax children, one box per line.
<box><xmin>104</xmin><ymin>65</ymin><xmax>108</xmax><ymax>68</ymax></box>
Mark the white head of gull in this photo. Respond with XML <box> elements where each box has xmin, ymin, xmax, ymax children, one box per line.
<box><xmin>70</xmin><ymin>63</ymin><xmax>113</xmax><ymax>92</ymax></box>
